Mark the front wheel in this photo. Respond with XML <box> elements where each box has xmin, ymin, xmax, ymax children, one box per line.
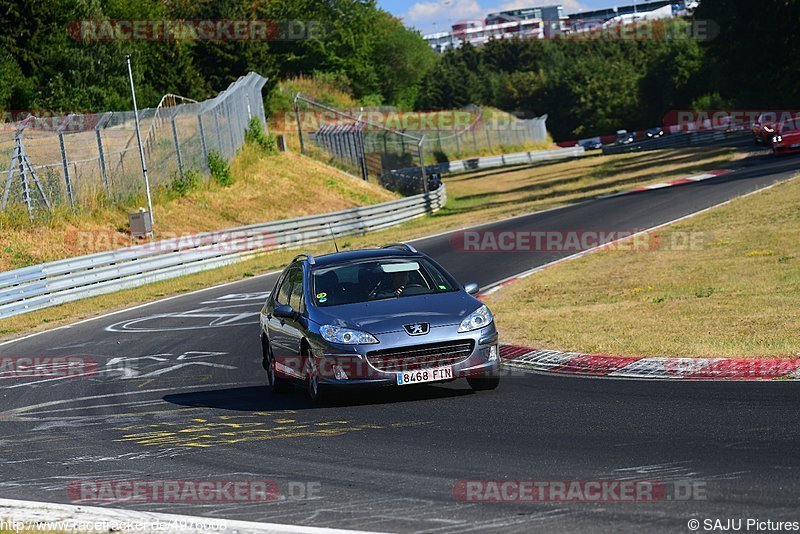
<box><xmin>305</xmin><ymin>353</ymin><xmax>330</xmax><ymax>404</ymax></box>
<box><xmin>263</xmin><ymin>337</ymin><xmax>291</xmax><ymax>393</ymax></box>
<box><xmin>467</xmin><ymin>376</ymin><xmax>500</xmax><ymax>391</ymax></box>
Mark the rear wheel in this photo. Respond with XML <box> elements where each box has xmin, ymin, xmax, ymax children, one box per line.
<box><xmin>467</xmin><ymin>375</ymin><xmax>500</xmax><ymax>391</ymax></box>
<box><xmin>262</xmin><ymin>337</ymin><xmax>291</xmax><ymax>393</ymax></box>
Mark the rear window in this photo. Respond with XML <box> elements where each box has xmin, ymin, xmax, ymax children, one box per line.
<box><xmin>311</xmin><ymin>257</ymin><xmax>458</xmax><ymax>307</ymax></box>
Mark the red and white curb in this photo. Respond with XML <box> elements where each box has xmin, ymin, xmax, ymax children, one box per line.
<box><xmin>499</xmin><ymin>345</ymin><xmax>800</xmax><ymax>381</ymax></box>
<box><xmin>599</xmin><ymin>170</ymin><xmax>731</xmax><ymax>199</ymax></box>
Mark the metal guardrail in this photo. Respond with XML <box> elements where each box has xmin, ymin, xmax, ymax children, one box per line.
<box><xmin>0</xmin><ymin>186</ymin><xmax>447</xmax><ymax>319</ymax></box>
<box><xmin>391</xmin><ymin>146</ymin><xmax>586</xmax><ymax>181</ymax></box>
<box><xmin>602</xmin><ymin>130</ymin><xmax>750</xmax><ymax>155</ymax></box>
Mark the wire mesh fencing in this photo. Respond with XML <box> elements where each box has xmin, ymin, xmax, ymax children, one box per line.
<box><xmin>293</xmin><ymin>94</ymin><xmax>429</xmax><ymax>196</ymax></box>
<box><xmin>415</xmin><ymin>110</ymin><xmax>549</xmax><ymax>160</ymax></box>
<box><xmin>1</xmin><ymin>72</ymin><xmax>267</xmax><ymax>219</ymax></box>
<box><xmin>290</xmin><ymin>96</ymin><xmax>548</xmax><ymax>195</ymax></box>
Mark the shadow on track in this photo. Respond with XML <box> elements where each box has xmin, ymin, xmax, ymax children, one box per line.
<box><xmin>163</xmin><ymin>383</ymin><xmax>475</xmax><ymax>411</ymax></box>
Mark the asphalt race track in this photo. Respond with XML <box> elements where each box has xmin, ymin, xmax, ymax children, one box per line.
<box><xmin>1</xmin><ymin>152</ymin><xmax>800</xmax><ymax>533</ymax></box>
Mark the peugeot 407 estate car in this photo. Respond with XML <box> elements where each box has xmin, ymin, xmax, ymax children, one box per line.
<box><xmin>259</xmin><ymin>243</ymin><xmax>500</xmax><ymax>402</ymax></box>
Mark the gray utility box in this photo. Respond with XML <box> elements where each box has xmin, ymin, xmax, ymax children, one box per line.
<box><xmin>129</xmin><ymin>211</ymin><xmax>153</xmax><ymax>238</ymax></box>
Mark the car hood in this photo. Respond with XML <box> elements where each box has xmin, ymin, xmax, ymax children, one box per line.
<box><xmin>778</xmin><ymin>130</ymin><xmax>800</xmax><ymax>142</ymax></box>
<box><xmin>310</xmin><ymin>291</ymin><xmax>482</xmax><ymax>334</ymax></box>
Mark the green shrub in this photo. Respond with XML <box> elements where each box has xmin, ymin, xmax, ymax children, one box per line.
<box><xmin>244</xmin><ymin>117</ymin><xmax>277</xmax><ymax>155</ymax></box>
<box><xmin>208</xmin><ymin>151</ymin><xmax>234</xmax><ymax>187</ymax></box>
<box><xmin>169</xmin><ymin>168</ymin><xmax>201</xmax><ymax>196</ymax></box>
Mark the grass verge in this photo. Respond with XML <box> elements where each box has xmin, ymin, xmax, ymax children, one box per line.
<box><xmin>484</xmin><ymin>172</ymin><xmax>800</xmax><ymax>359</ymax></box>
<box><xmin>0</xmin><ymin>147</ymin><xmax>738</xmax><ymax>340</ymax></box>
<box><xmin>0</xmin><ymin>145</ymin><xmax>396</xmax><ymax>271</ymax></box>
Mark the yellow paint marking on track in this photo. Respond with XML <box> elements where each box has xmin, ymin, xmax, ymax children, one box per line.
<box><xmin>111</xmin><ymin>414</ymin><xmax>416</xmax><ymax>448</ymax></box>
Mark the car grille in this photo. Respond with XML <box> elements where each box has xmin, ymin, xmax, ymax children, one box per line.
<box><xmin>366</xmin><ymin>340</ymin><xmax>475</xmax><ymax>372</ymax></box>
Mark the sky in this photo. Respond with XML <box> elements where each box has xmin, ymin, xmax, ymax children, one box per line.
<box><xmin>378</xmin><ymin>0</ymin><xmax>630</xmax><ymax>34</ymax></box>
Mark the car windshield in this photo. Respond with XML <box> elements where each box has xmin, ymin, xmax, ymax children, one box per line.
<box><xmin>779</xmin><ymin>119</ymin><xmax>800</xmax><ymax>133</ymax></box>
<box><xmin>312</xmin><ymin>257</ymin><xmax>458</xmax><ymax>307</ymax></box>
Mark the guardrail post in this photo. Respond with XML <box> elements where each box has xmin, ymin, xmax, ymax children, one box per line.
<box><xmin>58</xmin><ymin>132</ymin><xmax>75</xmax><ymax>207</ymax></box>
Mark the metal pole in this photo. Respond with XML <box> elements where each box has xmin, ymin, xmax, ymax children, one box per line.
<box><xmin>2</xmin><ymin>140</ymin><xmax>17</xmax><ymax>210</ymax></box>
<box><xmin>197</xmin><ymin>113</ymin><xmax>209</xmax><ymax>169</ymax></box>
<box><xmin>58</xmin><ymin>133</ymin><xmax>74</xmax><ymax>207</ymax></box>
<box><xmin>418</xmin><ymin>137</ymin><xmax>428</xmax><ymax>194</ymax></box>
<box><xmin>127</xmin><ymin>54</ymin><xmax>154</xmax><ymax>228</ymax></box>
<box><xmin>17</xmin><ymin>144</ymin><xmax>33</xmax><ymax>220</ymax></box>
<box><xmin>95</xmin><ymin>129</ymin><xmax>110</xmax><ymax>195</ymax></box>
<box><xmin>171</xmin><ymin>116</ymin><xmax>184</xmax><ymax>178</ymax></box>
<box><xmin>294</xmin><ymin>95</ymin><xmax>305</xmax><ymax>153</ymax></box>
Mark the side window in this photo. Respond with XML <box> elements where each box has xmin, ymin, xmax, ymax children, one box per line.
<box><xmin>276</xmin><ymin>268</ymin><xmax>296</xmax><ymax>305</ymax></box>
<box><xmin>289</xmin><ymin>269</ymin><xmax>305</xmax><ymax>313</ymax></box>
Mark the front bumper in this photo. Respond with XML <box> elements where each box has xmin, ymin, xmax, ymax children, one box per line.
<box><xmin>311</xmin><ymin>325</ymin><xmax>500</xmax><ymax>387</ymax></box>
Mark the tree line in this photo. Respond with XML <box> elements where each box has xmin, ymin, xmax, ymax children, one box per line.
<box><xmin>1</xmin><ymin>0</ymin><xmax>798</xmax><ymax>141</ymax></box>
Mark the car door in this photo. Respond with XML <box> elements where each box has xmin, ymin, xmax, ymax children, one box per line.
<box><xmin>266</xmin><ymin>266</ymin><xmax>297</xmax><ymax>368</ymax></box>
<box><xmin>285</xmin><ymin>269</ymin><xmax>309</xmax><ymax>375</ymax></box>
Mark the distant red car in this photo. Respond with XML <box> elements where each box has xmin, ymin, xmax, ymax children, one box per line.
<box><xmin>752</xmin><ymin>113</ymin><xmax>777</xmax><ymax>144</ymax></box>
<box><xmin>772</xmin><ymin>119</ymin><xmax>800</xmax><ymax>156</ymax></box>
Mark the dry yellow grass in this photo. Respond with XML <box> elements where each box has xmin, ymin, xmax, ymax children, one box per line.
<box><xmin>0</xmin><ymin>146</ymin><xmax>396</xmax><ymax>271</ymax></box>
<box><xmin>485</xmin><ymin>173</ymin><xmax>800</xmax><ymax>359</ymax></box>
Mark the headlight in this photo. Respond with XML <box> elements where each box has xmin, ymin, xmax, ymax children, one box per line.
<box><xmin>320</xmin><ymin>325</ymin><xmax>378</xmax><ymax>345</ymax></box>
<box><xmin>773</xmin><ymin>135</ymin><xmax>783</xmax><ymax>143</ymax></box>
<box><xmin>458</xmin><ymin>305</ymin><xmax>494</xmax><ymax>332</ymax></box>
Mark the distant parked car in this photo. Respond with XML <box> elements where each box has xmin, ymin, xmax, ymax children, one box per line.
<box><xmin>772</xmin><ymin>119</ymin><xmax>800</xmax><ymax>156</ymax></box>
<box><xmin>579</xmin><ymin>137</ymin><xmax>603</xmax><ymax>150</ymax></box>
<box><xmin>752</xmin><ymin>113</ymin><xmax>777</xmax><ymax>144</ymax></box>
<box><xmin>646</xmin><ymin>127</ymin><xmax>665</xmax><ymax>139</ymax></box>
<box><xmin>616</xmin><ymin>130</ymin><xmax>636</xmax><ymax>145</ymax></box>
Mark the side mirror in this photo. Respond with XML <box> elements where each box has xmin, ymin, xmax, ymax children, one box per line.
<box><xmin>464</xmin><ymin>282</ymin><xmax>479</xmax><ymax>296</ymax></box>
<box><xmin>273</xmin><ymin>304</ymin><xmax>296</xmax><ymax>319</ymax></box>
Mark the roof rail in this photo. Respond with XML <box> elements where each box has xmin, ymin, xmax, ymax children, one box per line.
<box><xmin>381</xmin><ymin>243</ymin><xmax>418</xmax><ymax>254</ymax></box>
<box><xmin>292</xmin><ymin>253</ymin><xmax>316</xmax><ymax>265</ymax></box>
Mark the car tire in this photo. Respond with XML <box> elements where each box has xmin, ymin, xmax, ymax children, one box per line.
<box><xmin>304</xmin><ymin>351</ymin><xmax>330</xmax><ymax>404</ymax></box>
<box><xmin>467</xmin><ymin>376</ymin><xmax>500</xmax><ymax>391</ymax></box>
<box><xmin>262</xmin><ymin>337</ymin><xmax>291</xmax><ymax>393</ymax></box>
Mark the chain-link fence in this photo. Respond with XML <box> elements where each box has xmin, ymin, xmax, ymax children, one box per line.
<box><xmin>291</xmin><ymin>95</ymin><xmax>549</xmax><ymax>195</ymax></box>
<box><xmin>293</xmin><ymin>94</ymin><xmax>429</xmax><ymax>195</ymax></box>
<box><xmin>416</xmin><ymin>111</ymin><xmax>549</xmax><ymax>160</ymax></box>
<box><xmin>1</xmin><ymin>72</ymin><xmax>267</xmax><ymax>218</ymax></box>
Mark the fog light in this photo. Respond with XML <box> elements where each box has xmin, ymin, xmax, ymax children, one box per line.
<box><xmin>487</xmin><ymin>345</ymin><xmax>498</xmax><ymax>362</ymax></box>
<box><xmin>333</xmin><ymin>365</ymin><xmax>348</xmax><ymax>380</ymax></box>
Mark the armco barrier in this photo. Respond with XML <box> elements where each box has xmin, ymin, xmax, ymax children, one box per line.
<box><xmin>391</xmin><ymin>146</ymin><xmax>585</xmax><ymax>180</ymax></box>
<box><xmin>0</xmin><ymin>186</ymin><xmax>447</xmax><ymax>319</ymax></box>
<box><xmin>602</xmin><ymin>130</ymin><xmax>750</xmax><ymax>155</ymax></box>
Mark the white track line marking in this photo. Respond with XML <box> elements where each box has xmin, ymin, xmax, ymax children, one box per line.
<box><xmin>0</xmin><ymin>497</ymin><xmax>385</xmax><ymax>534</ymax></box>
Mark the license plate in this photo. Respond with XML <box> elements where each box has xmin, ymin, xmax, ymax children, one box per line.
<box><xmin>396</xmin><ymin>366</ymin><xmax>453</xmax><ymax>385</ymax></box>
